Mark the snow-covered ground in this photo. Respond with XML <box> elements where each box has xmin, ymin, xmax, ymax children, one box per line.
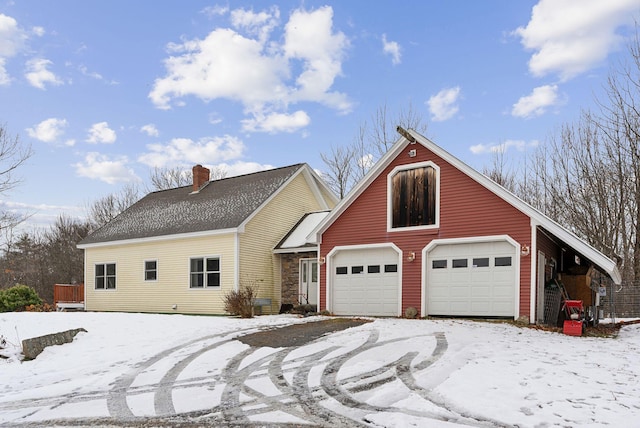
<box><xmin>1</xmin><ymin>312</ymin><xmax>639</xmax><ymax>427</ymax></box>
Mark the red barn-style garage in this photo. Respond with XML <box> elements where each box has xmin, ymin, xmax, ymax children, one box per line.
<box><xmin>313</xmin><ymin>128</ymin><xmax>621</xmax><ymax>323</ymax></box>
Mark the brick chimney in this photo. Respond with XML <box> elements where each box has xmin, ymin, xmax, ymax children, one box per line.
<box><xmin>192</xmin><ymin>164</ymin><xmax>210</xmax><ymax>191</ymax></box>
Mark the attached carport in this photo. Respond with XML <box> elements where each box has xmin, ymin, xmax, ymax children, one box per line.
<box><xmin>422</xmin><ymin>236</ymin><xmax>520</xmax><ymax>318</ymax></box>
<box><xmin>327</xmin><ymin>244</ymin><xmax>401</xmax><ymax>316</ymax></box>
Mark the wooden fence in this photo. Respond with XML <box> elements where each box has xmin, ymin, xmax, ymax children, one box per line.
<box><xmin>53</xmin><ymin>284</ymin><xmax>84</xmax><ymax>311</ymax></box>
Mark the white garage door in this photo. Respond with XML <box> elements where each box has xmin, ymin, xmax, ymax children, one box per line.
<box><xmin>331</xmin><ymin>246</ymin><xmax>400</xmax><ymax>316</ymax></box>
<box><xmin>426</xmin><ymin>240</ymin><xmax>516</xmax><ymax>317</ymax></box>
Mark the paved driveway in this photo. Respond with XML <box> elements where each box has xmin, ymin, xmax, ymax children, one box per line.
<box><xmin>0</xmin><ymin>319</ymin><xmax>502</xmax><ymax>428</ymax></box>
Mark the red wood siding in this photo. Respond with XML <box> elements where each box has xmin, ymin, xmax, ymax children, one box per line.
<box><xmin>320</xmin><ymin>142</ymin><xmax>532</xmax><ymax>317</ymax></box>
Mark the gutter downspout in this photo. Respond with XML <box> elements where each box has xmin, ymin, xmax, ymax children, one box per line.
<box><xmin>530</xmin><ymin>220</ymin><xmax>538</xmax><ymax>324</ymax></box>
<box><xmin>235</xmin><ymin>231</ymin><xmax>240</xmax><ymax>291</ymax></box>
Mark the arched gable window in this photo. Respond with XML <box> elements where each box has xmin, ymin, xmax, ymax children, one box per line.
<box><xmin>388</xmin><ymin>162</ymin><xmax>439</xmax><ymax>230</ymax></box>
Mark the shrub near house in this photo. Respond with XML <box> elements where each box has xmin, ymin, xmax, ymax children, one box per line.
<box><xmin>0</xmin><ymin>284</ymin><xmax>42</xmax><ymax>312</ymax></box>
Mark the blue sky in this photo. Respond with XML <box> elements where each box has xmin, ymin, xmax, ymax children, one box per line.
<box><xmin>1</xmin><ymin>0</ymin><xmax>639</xmax><ymax>231</ymax></box>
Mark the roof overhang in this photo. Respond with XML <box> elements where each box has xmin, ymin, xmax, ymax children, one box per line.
<box><xmin>312</xmin><ymin>127</ymin><xmax>622</xmax><ymax>285</ymax></box>
<box><xmin>77</xmin><ymin>228</ymin><xmax>239</xmax><ymax>249</ymax></box>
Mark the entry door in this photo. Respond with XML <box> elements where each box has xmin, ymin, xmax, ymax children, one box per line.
<box><xmin>300</xmin><ymin>259</ymin><xmax>318</xmax><ymax>305</ymax></box>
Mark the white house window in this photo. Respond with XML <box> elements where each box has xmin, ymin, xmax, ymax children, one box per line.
<box><xmin>95</xmin><ymin>263</ymin><xmax>116</xmax><ymax>289</ymax></box>
<box><xmin>144</xmin><ymin>260</ymin><xmax>157</xmax><ymax>281</ymax></box>
<box><xmin>389</xmin><ymin>162</ymin><xmax>439</xmax><ymax>230</ymax></box>
<box><xmin>190</xmin><ymin>257</ymin><xmax>220</xmax><ymax>288</ymax></box>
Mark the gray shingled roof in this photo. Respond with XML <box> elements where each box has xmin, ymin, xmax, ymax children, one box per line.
<box><xmin>79</xmin><ymin>164</ymin><xmax>305</xmax><ymax>246</ymax></box>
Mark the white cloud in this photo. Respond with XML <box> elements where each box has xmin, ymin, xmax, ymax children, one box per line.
<box><xmin>470</xmin><ymin>139</ymin><xmax>540</xmax><ymax>155</ymax></box>
<box><xmin>212</xmin><ymin>160</ymin><xmax>275</xmax><ymax>178</ymax></box>
<box><xmin>141</xmin><ymin>124</ymin><xmax>159</xmax><ymax>137</ymax></box>
<box><xmin>201</xmin><ymin>5</ymin><xmax>229</xmax><ymax>18</ymax></box>
<box><xmin>427</xmin><ymin>86</ymin><xmax>461</xmax><ymax>122</ymax></box>
<box><xmin>283</xmin><ymin>6</ymin><xmax>350</xmax><ymax>110</ymax></box>
<box><xmin>149</xmin><ymin>5</ymin><xmax>351</xmax><ymax>129</ymax></box>
<box><xmin>86</xmin><ymin>122</ymin><xmax>117</xmax><ymax>144</ymax></box>
<box><xmin>357</xmin><ymin>153</ymin><xmax>375</xmax><ymax>171</ymax></box>
<box><xmin>231</xmin><ymin>6</ymin><xmax>279</xmax><ymax>42</ymax></box>
<box><xmin>514</xmin><ymin>0</ymin><xmax>639</xmax><ymax>80</ymax></box>
<box><xmin>241</xmin><ymin>110</ymin><xmax>310</xmax><ymax>133</ymax></box>
<box><xmin>0</xmin><ymin>58</ymin><xmax>9</xmax><ymax>85</ymax></box>
<box><xmin>382</xmin><ymin>34</ymin><xmax>401</xmax><ymax>65</ymax></box>
<box><xmin>25</xmin><ymin>58</ymin><xmax>63</xmax><ymax>89</ymax></box>
<box><xmin>32</xmin><ymin>26</ymin><xmax>45</xmax><ymax>37</ymax></box>
<box><xmin>0</xmin><ymin>13</ymin><xmax>28</xmax><ymax>85</ymax></box>
<box><xmin>208</xmin><ymin>112</ymin><xmax>223</xmax><ymax>125</ymax></box>
<box><xmin>26</xmin><ymin>118</ymin><xmax>68</xmax><ymax>143</ymax></box>
<box><xmin>138</xmin><ymin>135</ymin><xmax>245</xmax><ymax>168</ymax></box>
<box><xmin>74</xmin><ymin>152</ymin><xmax>138</xmax><ymax>184</ymax></box>
<box><xmin>511</xmin><ymin>84</ymin><xmax>559</xmax><ymax>118</ymax></box>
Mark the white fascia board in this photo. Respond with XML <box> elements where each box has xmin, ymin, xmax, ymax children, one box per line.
<box><xmin>303</xmin><ymin>166</ymin><xmax>339</xmax><ymax>208</ymax></box>
<box><xmin>311</xmin><ymin>135</ymin><xmax>408</xmax><ymax>243</ymax></box>
<box><xmin>273</xmin><ymin>246</ymin><xmax>319</xmax><ymax>254</ymax></box>
<box><xmin>237</xmin><ymin>165</ymin><xmax>305</xmax><ymax>233</ymax></box>
<box><xmin>76</xmin><ymin>227</ymin><xmax>238</xmax><ymax>249</ymax></box>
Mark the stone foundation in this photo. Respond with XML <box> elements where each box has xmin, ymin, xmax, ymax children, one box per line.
<box><xmin>280</xmin><ymin>252</ymin><xmax>317</xmax><ymax>306</ymax></box>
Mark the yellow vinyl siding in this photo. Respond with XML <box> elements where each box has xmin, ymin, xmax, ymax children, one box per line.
<box><xmin>84</xmin><ymin>233</ymin><xmax>236</xmax><ymax>314</ymax></box>
<box><xmin>239</xmin><ymin>173</ymin><xmax>326</xmax><ymax>310</ymax></box>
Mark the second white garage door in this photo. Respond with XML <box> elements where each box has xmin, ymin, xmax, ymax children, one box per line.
<box><xmin>426</xmin><ymin>240</ymin><xmax>517</xmax><ymax>317</ymax></box>
<box><xmin>330</xmin><ymin>246</ymin><xmax>400</xmax><ymax>316</ymax></box>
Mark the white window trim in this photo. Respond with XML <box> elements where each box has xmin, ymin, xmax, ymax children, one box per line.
<box><xmin>189</xmin><ymin>255</ymin><xmax>222</xmax><ymax>289</ymax></box>
<box><xmin>94</xmin><ymin>261</ymin><xmax>117</xmax><ymax>291</ymax></box>
<box><xmin>387</xmin><ymin>161</ymin><xmax>440</xmax><ymax>232</ymax></box>
<box><xmin>144</xmin><ymin>259</ymin><xmax>158</xmax><ymax>282</ymax></box>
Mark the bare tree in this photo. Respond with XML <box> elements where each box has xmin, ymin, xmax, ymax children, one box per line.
<box><xmin>44</xmin><ymin>215</ymin><xmax>91</xmax><ymax>291</ymax></box>
<box><xmin>0</xmin><ymin>125</ymin><xmax>33</xmax><ymax>234</ymax></box>
<box><xmin>508</xmin><ymin>32</ymin><xmax>640</xmax><ymax>285</ymax></box>
<box><xmin>320</xmin><ymin>145</ymin><xmax>355</xmax><ymax>199</ymax></box>
<box><xmin>148</xmin><ymin>166</ymin><xmax>191</xmax><ymax>191</ymax></box>
<box><xmin>368</xmin><ymin>101</ymin><xmax>427</xmax><ymax>158</ymax></box>
<box><xmin>321</xmin><ymin>102</ymin><xmax>428</xmax><ymax>197</ymax></box>
<box><xmin>148</xmin><ymin>165</ymin><xmax>228</xmax><ymax>192</ymax></box>
<box><xmin>482</xmin><ymin>145</ymin><xmax>517</xmax><ymax>193</ymax></box>
<box><xmin>87</xmin><ymin>184</ymin><xmax>140</xmax><ymax>229</ymax></box>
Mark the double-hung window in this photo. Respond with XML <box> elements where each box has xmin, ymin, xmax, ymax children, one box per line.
<box><xmin>144</xmin><ymin>260</ymin><xmax>157</xmax><ymax>281</ymax></box>
<box><xmin>95</xmin><ymin>263</ymin><xmax>116</xmax><ymax>290</ymax></box>
<box><xmin>190</xmin><ymin>257</ymin><xmax>221</xmax><ymax>288</ymax></box>
<box><xmin>388</xmin><ymin>162</ymin><xmax>439</xmax><ymax>230</ymax></box>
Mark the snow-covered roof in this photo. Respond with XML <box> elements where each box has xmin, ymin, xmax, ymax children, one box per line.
<box><xmin>274</xmin><ymin>211</ymin><xmax>330</xmax><ymax>253</ymax></box>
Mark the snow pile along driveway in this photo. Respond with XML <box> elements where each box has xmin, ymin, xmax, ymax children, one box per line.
<box><xmin>0</xmin><ymin>312</ymin><xmax>639</xmax><ymax>427</ymax></box>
